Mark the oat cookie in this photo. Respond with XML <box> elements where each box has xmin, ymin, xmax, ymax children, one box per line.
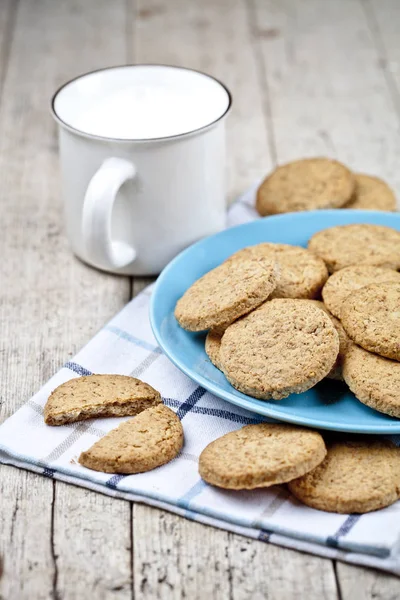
<box><xmin>79</xmin><ymin>405</ymin><xmax>183</xmax><ymax>474</ymax></box>
<box><xmin>343</xmin><ymin>344</ymin><xmax>400</xmax><ymax>418</ymax></box>
<box><xmin>308</xmin><ymin>224</ymin><xmax>400</xmax><ymax>273</ymax></box>
<box><xmin>322</xmin><ymin>265</ymin><xmax>400</xmax><ymax>319</ymax></box>
<box><xmin>205</xmin><ymin>330</ymin><xmax>223</xmax><ymax>370</ymax></box>
<box><xmin>175</xmin><ymin>257</ymin><xmax>277</xmax><ymax>332</ymax></box>
<box><xmin>298</xmin><ymin>300</ymin><xmax>351</xmax><ymax>381</ymax></box>
<box><xmin>219</xmin><ymin>299</ymin><xmax>339</xmax><ymax>400</ymax></box>
<box><xmin>341</xmin><ymin>281</ymin><xmax>400</xmax><ymax>360</ymax></box>
<box><xmin>227</xmin><ymin>243</ymin><xmax>328</xmax><ymax>299</ymax></box>
<box><xmin>199</xmin><ymin>423</ymin><xmax>326</xmax><ymax>490</ymax></box>
<box><xmin>345</xmin><ymin>174</ymin><xmax>397</xmax><ymax>211</ymax></box>
<box><xmin>256</xmin><ymin>158</ymin><xmax>354</xmax><ymax>216</ymax></box>
<box><xmin>44</xmin><ymin>374</ymin><xmax>162</xmax><ymax>426</ymax></box>
<box><xmin>289</xmin><ymin>439</ymin><xmax>400</xmax><ymax>513</ymax></box>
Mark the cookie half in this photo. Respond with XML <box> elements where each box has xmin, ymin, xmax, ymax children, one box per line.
<box><xmin>341</xmin><ymin>281</ymin><xmax>400</xmax><ymax>360</ymax></box>
<box><xmin>219</xmin><ymin>299</ymin><xmax>339</xmax><ymax>400</ymax></box>
<box><xmin>322</xmin><ymin>265</ymin><xmax>400</xmax><ymax>318</ymax></box>
<box><xmin>45</xmin><ymin>374</ymin><xmax>162</xmax><ymax>426</ymax></box>
<box><xmin>343</xmin><ymin>344</ymin><xmax>400</xmax><ymax>417</ymax></box>
<box><xmin>345</xmin><ymin>174</ymin><xmax>397</xmax><ymax>211</ymax></box>
<box><xmin>308</xmin><ymin>224</ymin><xmax>400</xmax><ymax>273</ymax></box>
<box><xmin>79</xmin><ymin>405</ymin><xmax>183</xmax><ymax>474</ymax></box>
<box><xmin>199</xmin><ymin>423</ymin><xmax>326</xmax><ymax>490</ymax></box>
<box><xmin>256</xmin><ymin>158</ymin><xmax>354</xmax><ymax>215</ymax></box>
<box><xmin>288</xmin><ymin>439</ymin><xmax>400</xmax><ymax>513</ymax></box>
<box><xmin>226</xmin><ymin>243</ymin><xmax>328</xmax><ymax>299</ymax></box>
<box><xmin>175</xmin><ymin>257</ymin><xmax>277</xmax><ymax>332</ymax></box>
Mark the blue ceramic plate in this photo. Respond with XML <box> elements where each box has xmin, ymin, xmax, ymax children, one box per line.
<box><xmin>150</xmin><ymin>210</ymin><xmax>400</xmax><ymax>433</ymax></box>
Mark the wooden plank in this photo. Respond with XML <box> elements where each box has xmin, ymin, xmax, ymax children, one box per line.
<box><xmin>0</xmin><ymin>0</ymin><xmax>16</xmax><ymax>96</ymax></box>
<box><xmin>249</xmin><ymin>0</ymin><xmax>400</xmax><ymax>199</ymax></box>
<box><xmin>336</xmin><ymin>562</ymin><xmax>399</xmax><ymax>600</ymax></box>
<box><xmin>53</xmin><ymin>485</ymin><xmax>132</xmax><ymax>599</ymax></box>
<box><xmin>134</xmin><ymin>0</ymin><xmax>273</xmax><ymax>201</ymax></box>
<box><xmin>0</xmin><ymin>0</ymin><xmax>131</xmax><ymax>598</ymax></box>
<box><xmin>133</xmin><ymin>506</ymin><xmax>338</xmax><ymax>600</ymax></box>
<box><xmin>365</xmin><ymin>0</ymin><xmax>400</xmax><ymax>118</ymax></box>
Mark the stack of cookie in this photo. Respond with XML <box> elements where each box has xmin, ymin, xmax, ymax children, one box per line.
<box><xmin>175</xmin><ymin>224</ymin><xmax>400</xmax><ymax>513</ymax></box>
<box><xmin>256</xmin><ymin>157</ymin><xmax>397</xmax><ymax>215</ymax></box>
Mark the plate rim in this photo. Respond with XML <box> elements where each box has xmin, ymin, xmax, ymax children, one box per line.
<box><xmin>150</xmin><ymin>209</ymin><xmax>400</xmax><ymax>434</ymax></box>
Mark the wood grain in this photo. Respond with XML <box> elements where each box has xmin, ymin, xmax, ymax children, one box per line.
<box><xmin>133</xmin><ymin>506</ymin><xmax>339</xmax><ymax>600</ymax></box>
<box><xmin>0</xmin><ymin>1</ymin><xmax>130</xmax><ymax>598</ymax></box>
<box><xmin>249</xmin><ymin>0</ymin><xmax>400</xmax><ymax>201</ymax></box>
<box><xmin>134</xmin><ymin>0</ymin><xmax>273</xmax><ymax>201</ymax></box>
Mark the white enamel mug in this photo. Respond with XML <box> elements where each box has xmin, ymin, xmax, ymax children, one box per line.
<box><xmin>51</xmin><ymin>65</ymin><xmax>231</xmax><ymax>275</ymax></box>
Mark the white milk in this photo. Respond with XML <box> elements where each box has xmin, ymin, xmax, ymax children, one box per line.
<box><xmin>66</xmin><ymin>65</ymin><xmax>230</xmax><ymax>140</ymax></box>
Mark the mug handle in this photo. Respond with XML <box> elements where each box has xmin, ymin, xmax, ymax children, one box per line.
<box><xmin>82</xmin><ymin>157</ymin><xmax>137</xmax><ymax>269</ymax></box>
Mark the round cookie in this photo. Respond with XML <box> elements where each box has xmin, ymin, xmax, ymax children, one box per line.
<box><xmin>175</xmin><ymin>257</ymin><xmax>277</xmax><ymax>332</ymax></box>
<box><xmin>199</xmin><ymin>423</ymin><xmax>327</xmax><ymax>490</ymax></box>
<box><xmin>226</xmin><ymin>243</ymin><xmax>328</xmax><ymax>299</ymax></box>
<box><xmin>79</xmin><ymin>405</ymin><xmax>183</xmax><ymax>474</ymax></box>
<box><xmin>308</xmin><ymin>224</ymin><xmax>400</xmax><ymax>273</ymax></box>
<box><xmin>205</xmin><ymin>330</ymin><xmax>223</xmax><ymax>370</ymax></box>
<box><xmin>219</xmin><ymin>299</ymin><xmax>339</xmax><ymax>400</ymax></box>
<box><xmin>44</xmin><ymin>374</ymin><xmax>162</xmax><ymax>426</ymax></box>
<box><xmin>256</xmin><ymin>158</ymin><xmax>354</xmax><ymax>216</ymax></box>
<box><xmin>298</xmin><ymin>300</ymin><xmax>351</xmax><ymax>381</ymax></box>
<box><xmin>341</xmin><ymin>281</ymin><xmax>400</xmax><ymax>360</ymax></box>
<box><xmin>288</xmin><ymin>439</ymin><xmax>400</xmax><ymax>513</ymax></box>
<box><xmin>343</xmin><ymin>344</ymin><xmax>400</xmax><ymax>417</ymax></box>
<box><xmin>322</xmin><ymin>265</ymin><xmax>400</xmax><ymax>318</ymax></box>
<box><xmin>345</xmin><ymin>174</ymin><xmax>397</xmax><ymax>211</ymax></box>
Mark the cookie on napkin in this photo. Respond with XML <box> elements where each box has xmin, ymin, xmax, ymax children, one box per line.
<box><xmin>79</xmin><ymin>404</ymin><xmax>183</xmax><ymax>474</ymax></box>
<box><xmin>199</xmin><ymin>423</ymin><xmax>326</xmax><ymax>489</ymax></box>
<box><xmin>45</xmin><ymin>374</ymin><xmax>161</xmax><ymax>426</ymax></box>
<box><xmin>289</xmin><ymin>439</ymin><xmax>400</xmax><ymax>513</ymax></box>
<box><xmin>345</xmin><ymin>174</ymin><xmax>397</xmax><ymax>211</ymax></box>
<box><xmin>256</xmin><ymin>158</ymin><xmax>354</xmax><ymax>215</ymax></box>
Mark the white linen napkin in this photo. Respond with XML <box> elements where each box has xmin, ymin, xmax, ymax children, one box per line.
<box><xmin>1</xmin><ymin>185</ymin><xmax>399</xmax><ymax>575</ymax></box>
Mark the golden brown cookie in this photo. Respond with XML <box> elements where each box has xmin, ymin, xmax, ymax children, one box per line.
<box><xmin>343</xmin><ymin>344</ymin><xmax>400</xmax><ymax>418</ymax></box>
<box><xmin>298</xmin><ymin>300</ymin><xmax>351</xmax><ymax>381</ymax></box>
<box><xmin>308</xmin><ymin>224</ymin><xmax>400</xmax><ymax>273</ymax></box>
<box><xmin>340</xmin><ymin>281</ymin><xmax>400</xmax><ymax>360</ymax></box>
<box><xmin>205</xmin><ymin>330</ymin><xmax>223</xmax><ymax>370</ymax></box>
<box><xmin>175</xmin><ymin>257</ymin><xmax>277</xmax><ymax>332</ymax></box>
<box><xmin>44</xmin><ymin>374</ymin><xmax>162</xmax><ymax>426</ymax></box>
<box><xmin>79</xmin><ymin>405</ymin><xmax>183</xmax><ymax>474</ymax></box>
<box><xmin>345</xmin><ymin>174</ymin><xmax>397</xmax><ymax>211</ymax></box>
<box><xmin>256</xmin><ymin>158</ymin><xmax>354</xmax><ymax>216</ymax></box>
<box><xmin>199</xmin><ymin>423</ymin><xmax>326</xmax><ymax>490</ymax></box>
<box><xmin>226</xmin><ymin>243</ymin><xmax>328</xmax><ymax>299</ymax></box>
<box><xmin>322</xmin><ymin>265</ymin><xmax>400</xmax><ymax>318</ymax></box>
<box><xmin>219</xmin><ymin>299</ymin><xmax>339</xmax><ymax>400</ymax></box>
<box><xmin>288</xmin><ymin>439</ymin><xmax>400</xmax><ymax>513</ymax></box>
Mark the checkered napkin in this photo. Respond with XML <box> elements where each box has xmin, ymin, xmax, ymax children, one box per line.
<box><xmin>1</xmin><ymin>184</ymin><xmax>400</xmax><ymax>576</ymax></box>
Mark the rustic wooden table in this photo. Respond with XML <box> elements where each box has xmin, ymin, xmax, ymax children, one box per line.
<box><xmin>1</xmin><ymin>0</ymin><xmax>399</xmax><ymax>598</ymax></box>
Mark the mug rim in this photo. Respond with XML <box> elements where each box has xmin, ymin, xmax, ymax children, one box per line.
<box><xmin>50</xmin><ymin>63</ymin><xmax>232</xmax><ymax>143</ymax></box>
